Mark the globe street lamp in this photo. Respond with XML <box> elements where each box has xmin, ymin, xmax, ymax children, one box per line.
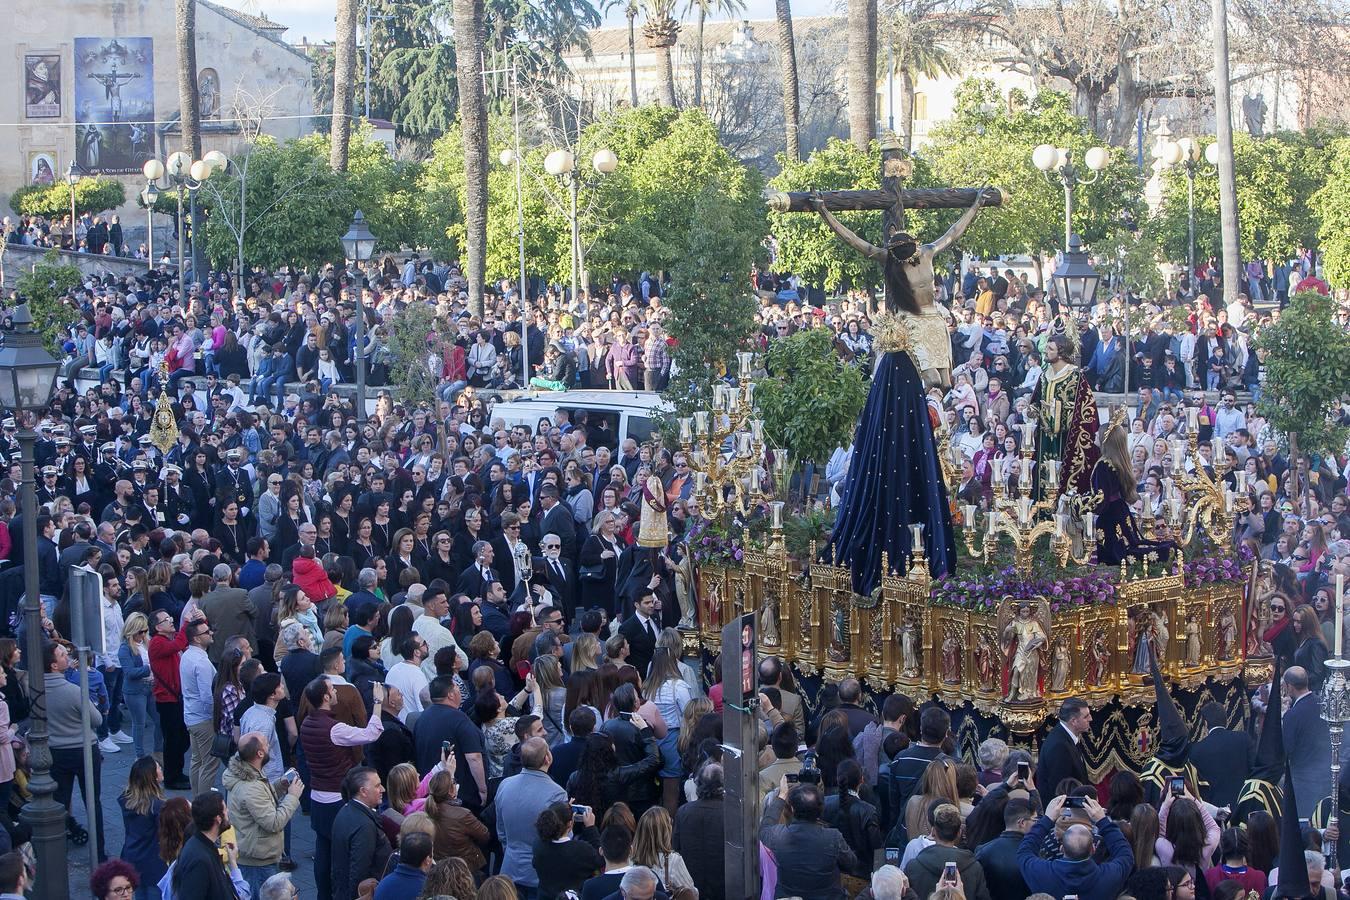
<box><xmin>544</xmin><ymin>148</ymin><xmax>618</xmax><ymax>306</ymax></box>
<box><xmin>160</xmin><ymin>151</ymin><xmax>227</xmax><ymax>299</ymax></box>
<box><xmin>1156</xmin><ymin>135</ymin><xmax>1219</xmax><ymax>298</ymax></box>
<box><xmin>0</xmin><ymin>305</ymin><xmax>64</xmax><ymax>900</ymax></box>
<box><xmin>341</xmin><ymin>210</ymin><xmax>377</xmax><ymax>429</ymax></box>
<box><xmin>1032</xmin><ymin>144</ymin><xmax>1110</xmax><ymax>251</ymax></box>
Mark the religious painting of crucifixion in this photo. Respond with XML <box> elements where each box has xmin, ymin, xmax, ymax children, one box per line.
<box><xmin>74</xmin><ymin>37</ymin><xmax>156</xmax><ymax>174</ymax></box>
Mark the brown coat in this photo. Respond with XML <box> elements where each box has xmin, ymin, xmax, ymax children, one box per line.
<box><xmin>429</xmin><ymin>801</ymin><xmax>491</xmax><ymax>870</ymax></box>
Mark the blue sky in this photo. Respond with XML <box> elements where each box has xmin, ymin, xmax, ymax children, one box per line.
<box><xmin>221</xmin><ymin>0</ymin><xmax>837</xmax><ymax>43</ymax></box>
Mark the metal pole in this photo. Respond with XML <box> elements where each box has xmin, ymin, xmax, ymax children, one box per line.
<box><xmin>512</xmin><ymin>67</ymin><xmax>528</xmax><ymax>390</ymax></box>
<box><xmin>1323</xmin><ymin>657</ymin><xmax>1350</xmax><ymax>880</ymax></box>
<box><xmin>146</xmin><ymin>203</ymin><xmax>154</xmax><ymax>271</ymax></box>
<box><xmin>569</xmin><ymin>177</ymin><xmax>580</xmax><ymax>306</ymax></box>
<box><xmin>69</xmin><ymin>188</ymin><xmax>76</xmax><ymax>251</ymax></box>
<box><xmin>1186</xmin><ymin>168</ymin><xmax>1196</xmax><ymax>298</ymax></box>
<box><xmin>364</xmin><ymin>1</ymin><xmax>372</xmax><ymax>120</ymax></box>
<box><xmin>67</xmin><ymin>572</ymin><xmax>98</xmax><ymax>875</ymax></box>
<box><xmin>189</xmin><ymin>186</ymin><xmax>199</xmax><ymax>292</ymax></box>
<box><xmin>1062</xmin><ymin>166</ymin><xmax>1074</xmax><ymax>252</ymax></box>
<box><xmin>355</xmin><ymin>270</ymin><xmax>367</xmax><ymax>428</ymax></box>
<box><xmin>175</xmin><ymin>183</ymin><xmax>185</xmax><ymax>299</ymax></box>
<box><xmin>886</xmin><ymin>45</ymin><xmax>894</xmax><ymax>132</ymax></box>
<box><xmin>16</xmin><ymin>421</ymin><xmax>68</xmax><ymax>900</ymax></box>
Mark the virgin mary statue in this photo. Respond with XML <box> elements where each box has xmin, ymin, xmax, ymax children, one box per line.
<box><xmin>810</xmin><ymin>192</ymin><xmax>992</xmax><ymax>595</ymax></box>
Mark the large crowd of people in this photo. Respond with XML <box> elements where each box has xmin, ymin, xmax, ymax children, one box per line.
<box><xmin>0</xmin><ymin>245</ymin><xmax>1341</xmax><ymax>900</ymax></box>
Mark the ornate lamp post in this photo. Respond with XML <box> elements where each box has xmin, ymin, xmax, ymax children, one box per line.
<box><xmin>1050</xmin><ymin>235</ymin><xmax>1103</xmax><ymax>316</ymax></box>
<box><xmin>0</xmin><ymin>305</ymin><xmax>64</xmax><ymax>899</ymax></box>
<box><xmin>341</xmin><ymin>210</ymin><xmax>377</xmax><ymax>429</ymax></box>
<box><xmin>1326</xmin><ymin>577</ymin><xmax>1350</xmax><ymax>876</ymax></box>
<box><xmin>64</xmin><ymin>162</ymin><xmax>79</xmax><ymax>250</ymax></box>
<box><xmin>1156</xmin><ymin>136</ymin><xmax>1219</xmax><ymax>298</ymax></box>
<box><xmin>544</xmin><ymin>147</ymin><xmax>618</xmax><ymax>305</ymax></box>
<box><xmin>140</xmin><ymin>159</ymin><xmax>164</xmax><ymax>271</ymax></box>
<box><xmin>1032</xmin><ymin>144</ymin><xmax>1110</xmax><ymax>251</ymax></box>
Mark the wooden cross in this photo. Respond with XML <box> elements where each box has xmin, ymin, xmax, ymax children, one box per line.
<box><xmin>765</xmin><ymin>132</ymin><xmax>1005</xmax><ymax>244</ymax></box>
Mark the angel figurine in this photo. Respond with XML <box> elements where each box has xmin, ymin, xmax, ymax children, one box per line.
<box><xmin>1050</xmin><ymin>640</ymin><xmax>1071</xmax><ymax>693</ymax></box>
<box><xmin>811</xmin><ymin>192</ymin><xmax>994</xmax><ymax>594</ymax></box>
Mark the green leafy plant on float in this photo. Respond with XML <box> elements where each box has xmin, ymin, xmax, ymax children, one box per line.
<box><xmin>756</xmin><ymin>328</ymin><xmax>868</xmax><ymax>466</ymax></box>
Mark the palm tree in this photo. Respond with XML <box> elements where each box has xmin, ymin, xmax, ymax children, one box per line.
<box><xmin>684</xmin><ymin>0</ymin><xmax>746</xmax><ymax>108</ymax></box>
<box><xmin>847</xmin><ymin>0</ymin><xmax>877</xmax><ymax>151</ymax></box>
<box><xmin>642</xmin><ymin>0</ymin><xmax>681</xmax><ymax>107</ymax></box>
<box><xmin>776</xmin><ymin>0</ymin><xmax>800</xmax><ymax>160</ymax></box>
<box><xmin>455</xmin><ymin>0</ymin><xmax>489</xmax><ymax>317</ymax></box>
<box><xmin>883</xmin><ymin>17</ymin><xmax>959</xmax><ymax>150</ymax></box>
<box><xmin>627</xmin><ymin>0</ymin><xmax>640</xmax><ymax>105</ymax></box>
<box><xmin>331</xmin><ymin>0</ymin><xmax>358</xmax><ymax>171</ymax></box>
<box><xmin>176</xmin><ymin>0</ymin><xmax>202</xmax><ymax>160</ymax></box>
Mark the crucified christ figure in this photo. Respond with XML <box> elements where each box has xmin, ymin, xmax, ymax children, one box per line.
<box><xmin>812</xmin><ymin>191</ymin><xmax>991</xmax><ymax>594</ymax></box>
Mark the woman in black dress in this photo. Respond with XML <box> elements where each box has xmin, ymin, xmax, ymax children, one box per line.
<box><xmin>424</xmin><ymin>530</ymin><xmax>458</xmax><ymax>585</ymax></box>
<box><xmin>273</xmin><ymin>487</ymin><xmax>311</xmax><ymax>552</ymax></box>
<box><xmin>213</xmin><ymin>499</ymin><xmax>251</xmax><ymax>564</ymax></box>
<box><xmin>184</xmin><ymin>448</ymin><xmax>218</xmax><ymax>531</ymax></box>
<box><xmin>385</xmin><ymin>528</ymin><xmax>419</xmax><ymax>595</ymax></box>
<box><xmin>328</xmin><ymin>488</ymin><xmax>355</xmax><ymax>556</ymax></box>
<box><xmin>578</xmin><ymin>510</ymin><xmax>623</xmax><ymax>616</ymax></box>
<box><xmin>350</xmin><ymin>517</ymin><xmax>380</xmax><ymax>570</ymax></box>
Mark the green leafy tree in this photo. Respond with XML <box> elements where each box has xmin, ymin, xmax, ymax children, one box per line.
<box><xmin>14</xmin><ymin>251</ymin><xmax>82</xmax><ymax>353</ymax></box>
<box><xmin>1154</xmin><ymin>132</ymin><xmax>1327</xmax><ymax>267</ymax></box>
<box><xmin>1310</xmin><ymin>136</ymin><xmax>1350</xmax><ymax>286</ymax></box>
<box><xmin>922</xmin><ymin>80</ymin><xmax>1143</xmax><ymax>258</ymax></box>
<box><xmin>662</xmin><ymin>184</ymin><xmax>766</xmax><ymax>419</ymax></box>
<box><xmin>756</xmin><ymin>328</ymin><xmax>868</xmax><ymax>464</ymax></box>
<box><xmin>10</xmin><ymin>178</ymin><xmax>126</xmax><ymax>220</ymax></box>
<box><xmin>1255</xmin><ymin>292</ymin><xmax>1350</xmax><ymax>497</ymax></box>
<box><xmin>385</xmin><ymin>301</ymin><xmax>441</xmax><ymax>410</ymax></box>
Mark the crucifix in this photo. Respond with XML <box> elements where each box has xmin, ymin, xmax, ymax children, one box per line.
<box><xmin>766</xmin><ymin>130</ymin><xmax>1005</xmax><ymax>337</ymax></box>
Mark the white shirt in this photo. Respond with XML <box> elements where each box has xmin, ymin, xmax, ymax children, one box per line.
<box><xmin>412</xmin><ymin>614</ymin><xmax>468</xmax><ymax>679</ymax></box>
<box><xmin>385</xmin><ymin>660</ymin><xmax>430</xmax><ymax>723</ymax></box>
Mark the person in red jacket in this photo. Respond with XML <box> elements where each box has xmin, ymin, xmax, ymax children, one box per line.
<box><xmin>292</xmin><ymin>546</ymin><xmax>336</xmax><ymax>603</ymax></box>
<box><xmin>149</xmin><ymin>608</ymin><xmax>199</xmax><ymax>790</ymax></box>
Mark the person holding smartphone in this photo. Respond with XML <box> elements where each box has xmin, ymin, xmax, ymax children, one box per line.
<box><xmin>1015</xmin><ymin>794</ymin><xmax>1134</xmax><ymax>900</ymax></box>
<box><xmin>900</xmin><ymin>802</ymin><xmax>991</xmax><ymax>900</ymax></box>
<box><xmin>222</xmin><ymin>731</ymin><xmax>305</xmax><ymax>898</ymax></box>
<box><xmin>759</xmin><ymin>773</ymin><xmax>858</xmax><ymax>900</ymax></box>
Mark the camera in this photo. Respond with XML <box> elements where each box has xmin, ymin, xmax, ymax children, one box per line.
<box><xmin>785</xmin><ymin>773</ymin><xmax>799</xmax><ymax>784</ymax></box>
<box><xmin>798</xmin><ymin>750</ymin><xmax>821</xmax><ymax>785</ymax></box>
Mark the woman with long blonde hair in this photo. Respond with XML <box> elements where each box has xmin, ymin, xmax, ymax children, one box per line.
<box><xmin>632</xmin><ymin>806</ymin><xmax>698</xmax><ymax>898</ymax></box>
<box><xmin>904</xmin><ymin>757</ymin><xmax>960</xmax><ymax>840</ymax></box>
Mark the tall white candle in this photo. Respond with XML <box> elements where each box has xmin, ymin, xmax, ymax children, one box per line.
<box><xmin>964</xmin><ymin>505</ymin><xmax>978</xmax><ymax>530</ymax></box>
<box><xmin>1338</xmin><ymin>574</ymin><xmax>1345</xmax><ymax>659</ymax></box>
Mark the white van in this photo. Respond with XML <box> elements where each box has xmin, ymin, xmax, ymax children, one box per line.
<box><xmin>489</xmin><ymin>390</ymin><xmax>673</xmax><ymax>449</ymax></box>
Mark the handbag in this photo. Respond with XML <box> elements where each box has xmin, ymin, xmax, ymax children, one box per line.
<box><xmin>209</xmin><ymin>731</ymin><xmax>236</xmax><ymax>761</ymax></box>
<box><xmin>578</xmin><ymin>562</ymin><xmax>606</xmax><ymax>582</ymax></box>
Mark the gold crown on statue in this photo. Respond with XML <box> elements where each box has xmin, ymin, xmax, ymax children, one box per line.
<box><xmin>1104</xmin><ymin>405</ymin><xmax>1129</xmax><ymax>439</ymax></box>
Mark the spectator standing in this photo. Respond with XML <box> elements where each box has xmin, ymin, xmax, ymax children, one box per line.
<box><xmin>179</xmin><ymin>614</ymin><xmax>220</xmax><ymax>796</ymax></box>
<box><xmin>149</xmin><ymin>608</ymin><xmax>193</xmax><ymax>790</ymax></box>
<box><xmin>331</xmin><ymin>766</ymin><xmax>393</xmax><ymax>900</ymax></box>
<box><xmin>533</xmin><ymin>800</ymin><xmax>603</xmax><ymax>900</ymax></box>
<box><xmin>119</xmin><ymin>613</ymin><xmax>160</xmax><ymax>760</ymax></box>
<box><xmin>759</xmin><ymin>778</ymin><xmax>857</xmax><ymax>900</ymax></box>
<box><xmin>373</xmin><ymin>831</ymin><xmax>434</xmax><ymax>900</ymax></box>
<box><xmin>903</xmin><ymin>803</ymin><xmax>991</xmax><ymax>900</ymax></box>
<box><xmin>974</xmin><ymin>797</ymin><xmax>1036</xmax><ymax>900</ymax></box>
<box><xmin>223</xmin><ymin>732</ymin><xmax>304</xmax><ymax>896</ymax></box>
<box><xmin>46</xmin><ymin>640</ymin><xmax>107</xmax><ymax>857</ymax></box>
<box><xmin>118</xmin><ymin>755</ymin><xmax>168</xmax><ymax>900</ymax></box>
<box><xmin>496</xmin><ymin>737</ymin><xmax>568</xmax><ymax>896</ymax></box>
<box><xmin>200</xmin><ymin>563</ymin><xmax>256</xmax><ymax>667</ymax></box>
<box><xmin>412</xmin><ymin>675</ymin><xmax>488</xmax><ymax>811</ymax></box>
<box><xmin>299</xmin><ymin>677</ymin><xmax>387</xmax><ymax>900</ymax></box>
<box><xmin>1017</xmin><ymin>794</ymin><xmax>1134</xmax><ymax>900</ymax></box>
<box><xmin>171</xmin><ymin>791</ymin><xmax>242</xmax><ymax>900</ymax></box>
<box><xmin>674</xmin><ymin>762</ymin><xmax>725</xmax><ymax>900</ymax></box>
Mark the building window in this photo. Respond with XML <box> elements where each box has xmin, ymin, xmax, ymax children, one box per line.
<box><xmin>198</xmin><ymin>68</ymin><xmax>220</xmax><ymax>119</ymax></box>
<box><xmin>913</xmin><ymin>93</ymin><xmax>928</xmax><ymax>122</ymax></box>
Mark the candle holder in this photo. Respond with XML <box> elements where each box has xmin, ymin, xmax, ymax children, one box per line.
<box><xmin>1324</xmin><ymin>657</ymin><xmax>1350</xmax><ymax>876</ymax></box>
<box><xmin>1168</xmin><ymin>426</ymin><xmax>1251</xmax><ymax>550</ymax></box>
<box><xmin>682</xmin><ymin>360</ymin><xmax>780</xmax><ymax>519</ymax></box>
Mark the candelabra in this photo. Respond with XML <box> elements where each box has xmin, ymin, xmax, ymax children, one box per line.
<box><xmin>1324</xmin><ymin>656</ymin><xmax>1350</xmax><ymax>876</ymax></box>
<box><xmin>680</xmin><ymin>351</ymin><xmax>788</xmax><ymax>524</ymax></box>
<box><xmin>1159</xmin><ymin>408</ymin><xmax>1252</xmax><ymax>549</ymax></box>
<box><xmin>953</xmin><ymin>421</ymin><xmax>1100</xmax><ymax>574</ymax></box>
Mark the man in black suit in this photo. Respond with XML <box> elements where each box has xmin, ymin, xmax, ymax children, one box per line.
<box><xmin>1035</xmin><ymin>697</ymin><xmax>1091</xmax><ymax>796</ymax></box>
<box><xmin>618</xmin><ymin>587</ymin><xmax>661</xmax><ymax>678</ymax></box>
<box><xmin>1282</xmin><ymin>665</ymin><xmax>1331</xmax><ymax>819</ymax></box>
<box><xmin>538</xmin><ymin>485</ymin><xmax>577</xmax><ymax>560</ymax></box>
<box><xmin>1190</xmin><ymin>701</ymin><xmax>1251</xmax><ymax>809</ymax></box>
<box><xmin>455</xmin><ymin>540</ymin><xmax>499</xmax><ymax>600</ymax></box>
<box><xmin>536</xmin><ymin>536</ymin><xmax>576</xmax><ymax>621</ymax></box>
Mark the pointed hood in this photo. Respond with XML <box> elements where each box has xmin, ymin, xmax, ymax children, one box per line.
<box><xmin>1251</xmin><ymin>656</ymin><xmax>1287</xmax><ymax>783</ymax></box>
<box><xmin>1273</xmin><ymin>762</ymin><xmax>1312</xmax><ymax>899</ymax></box>
<box><xmin>1150</xmin><ymin>642</ymin><xmax>1189</xmax><ymax>767</ymax></box>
